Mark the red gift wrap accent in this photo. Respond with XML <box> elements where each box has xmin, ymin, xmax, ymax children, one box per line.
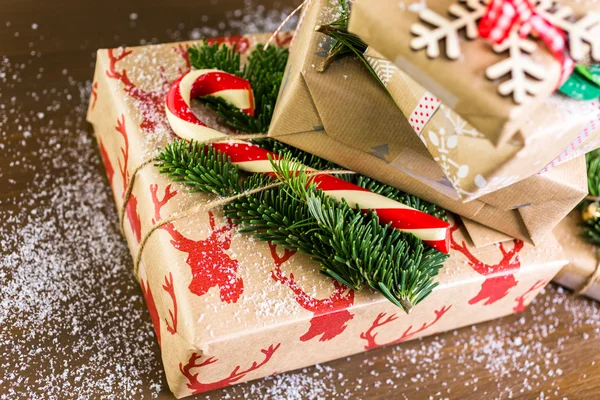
<box><xmin>479</xmin><ymin>0</ymin><xmax>574</xmax><ymax>86</ymax></box>
<box><xmin>164</xmin><ymin>69</ymin><xmax>451</xmax><ymax>253</ymax></box>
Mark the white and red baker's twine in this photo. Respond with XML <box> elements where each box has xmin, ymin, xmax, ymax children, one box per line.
<box><xmin>165</xmin><ymin>69</ymin><xmax>451</xmax><ymax>253</ymax></box>
<box><xmin>479</xmin><ymin>0</ymin><xmax>574</xmax><ymax>86</ymax></box>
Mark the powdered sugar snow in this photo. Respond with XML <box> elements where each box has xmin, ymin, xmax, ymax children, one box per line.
<box><xmin>1</xmin><ymin>3</ymin><xmax>600</xmax><ymax>400</ymax></box>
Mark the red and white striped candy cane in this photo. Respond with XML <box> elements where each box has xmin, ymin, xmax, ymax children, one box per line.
<box><xmin>165</xmin><ymin>69</ymin><xmax>451</xmax><ymax>253</ymax></box>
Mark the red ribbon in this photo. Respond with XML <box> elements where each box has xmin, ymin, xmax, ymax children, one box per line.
<box><xmin>478</xmin><ymin>0</ymin><xmax>574</xmax><ymax>87</ymax></box>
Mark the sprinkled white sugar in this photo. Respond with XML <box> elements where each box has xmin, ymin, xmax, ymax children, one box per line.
<box><xmin>0</xmin><ymin>5</ymin><xmax>297</xmax><ymax>399</ymax></box>
<box><xmin>2</xmin><ymin>4</ymin><xmax>600</xmax><ymax>400</ymax></box>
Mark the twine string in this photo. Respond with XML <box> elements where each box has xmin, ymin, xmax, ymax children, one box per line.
<box><xmin>117</xmin><ymin>130</ymin><xmax>355</xmax><ymax>278</ymax></box>
<box><xmin>263</xmin><ymin>0</ymin><xmax>312</xmax><ymax>51</ymax></box>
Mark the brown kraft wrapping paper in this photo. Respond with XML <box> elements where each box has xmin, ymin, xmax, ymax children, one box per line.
<box><xmin>348</xmin><ymin>0</ymin><xmax>600</xmax><ymax>147</ymax></box>
<box><xmin>87</xmin><ymin>33</ymin><xmax>567</xmax><ymax>397</ymax></box>
<box><xmin>268</xmin><ymin>0</ymin><xmax>588</xmax><ymax>246</ymax></box>
<box><xmin>554</xmin><ymin>212</ymin><xmax>600</xmax><ymax>302</ymax></box>
<box><xmin>364</xmin><ymin>47</ymin><xmax>600</xmax><ymax>199</ymax></box>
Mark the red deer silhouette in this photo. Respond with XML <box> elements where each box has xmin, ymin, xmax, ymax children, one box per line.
<box><xmin>114</xmin><ymin>115</ymin><xmax>141</xmax><ymax>242</ymax></box>
<box><xmin>180</xmin><ymin>343</ymin><xmax>280</xmax><ymax>394</ymax></box>
<box><xmin>206</xmin><ymin>35</ymin><xmax>251</xmax><ymax>54</ymax></box>
<box><xmin>450</xmin><ymin>223</ymin><xmax>524</xmax><ymax>306</ymax></box>
<box><xmin>105</xmin><ymin>47</ymin><xmax>189</xmax><ymax>133</ymax></box>
<box><xmin>90</xmin><ymin>81</ymin><xmax>99</xmax><ymax>111</ymax></box>
<box><xmin>140</xmin><ymin>279</ymin><xmax>162</xmax><ymax>347</ymax></box>
<box><xmin>163</xmin><ymin>272</ymin><xmax>178</xmax><ymax>335</ymax></box>
<box><xmin>98</xmin><ymin>140</ymin><xmax>114</xmax><ymax>187</ymax></box>
<box><xmin>513</xmin><ymin>280</ymin><xmax>548</xmax><ymax>313</ymax></box>
<box><xmin>360</xmin><ymin>306</ymin><xmax>452</xmax><ymax>350</ymax></box>
<box><xmin>274</xmin><ymin>31</ymin><xmax>293</xmax><ymax>47</ymax></box>
<box><xmin>150</xmin><ymin>184</ymin><xmax>244</xmax><ymax>303</ymax></box>
<box><xmin>268</xmin><ymin>242</ymin><xmax>354</xmax><ymax>342</ymax></box>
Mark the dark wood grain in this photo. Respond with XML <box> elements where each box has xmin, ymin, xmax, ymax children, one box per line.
<box><xmin>1</xmin><ymin>1</ymin><xmax>599</xmax><ymax>399</ymax></box>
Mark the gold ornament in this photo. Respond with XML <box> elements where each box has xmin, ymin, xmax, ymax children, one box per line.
<box><xmin>582</xmin><ymin>202</ymin><xmax>600</xmax><ymax>222</ymax></box>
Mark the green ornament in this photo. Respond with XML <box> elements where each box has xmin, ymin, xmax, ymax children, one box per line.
<box><xmin>559</xmin><ymin>67</ymin><xmax>600</xmax><ymax>100</ymax></box>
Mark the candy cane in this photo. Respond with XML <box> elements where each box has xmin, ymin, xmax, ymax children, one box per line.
<box><xmin>165</xmin><ymin>69</ymin><xmax>450</xmax><ymax>253</ymax></box>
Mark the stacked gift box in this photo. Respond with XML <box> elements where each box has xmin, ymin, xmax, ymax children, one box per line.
<box><xmin>87</xmin><ymin>0</ymin><xmax>600</xmax><ymax>397</ymax></box>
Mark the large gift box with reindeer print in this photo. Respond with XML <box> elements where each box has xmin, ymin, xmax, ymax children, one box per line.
<box><xmin>87</xmin><ymin>33</ymin><xmax>568</xmax><ymax>398</ymax></box>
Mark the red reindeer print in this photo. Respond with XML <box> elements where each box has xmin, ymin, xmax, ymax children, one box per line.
<box><xmin>163</xmin><ymin>272</ymin><xmax>178</xmax><ymax>335</ymax></box>
<box><xmin>513</xmin><ymin>280</ymin><xmax>548</xmax><ymax>313</ymax></box>
<box><xmin>114</xmin><ymin>115</ymin><xmax>142</xmax><ymax>242</ymax></box>
<box><xmin>90</xmin><ymin>81</ymin><xmax>99</xmax><ymax>111</ymax></box>
<box><xmin>180</xmin><ymin>344</ymin><xmax>281</xmax><ymax>394</ymax></box>
<box><xmin>140</xmin><ymin>279</ymin><xmax>162</xmax><ymax>347</ymax></box>
<box><xmin>174</xmin><ymin>44</ymin><xmax>191</xmax><ymax>72</ymax></box>
<box><xmin>105</xmin><ymin>48</ymin><xmax>188</xmax><ymax>133</ymax></box>
<box><xmin>274</xmin><ymin>31</ymin><xmax>294</xmax><ymax>47</ymax></box>
<box><xmin>150</xmin><ymin>184</ymin><xmax>244</xmax><ymax>303</ymax></box>
<box><xmin>206</xmin><ymin>35</ymin><xmax>251</xmax><ymax>54</ymax></box>
<box><xmin>360</xmin><ymin>306</ymin><xmax>452</xmax><ymax>350</ymax></box>
<box><xmin>98</xmin><ymin>140</ymin><xmax>114</xmax><ymax>188</ymax></box>
<box><xmin>268</xmin><ymin>242</ymin><xmax>354</xmax><ymax>342</ymax></box>
<box><xmin>450</xmin><ymin>223</ymin><xmax>524</xmax><ymax>306</ymax></box>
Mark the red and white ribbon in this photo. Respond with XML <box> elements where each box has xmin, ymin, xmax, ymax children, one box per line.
<box><xmin>479</xmin><ymin>0</ymin><xmax>574</xmax><ymax>86</ymax></box>
<box><xmin>408</xmin><ymin>93</ymin><xmax>441</xmax><ymax>135</ymax></box>
<box><xmin>165</xmin><ymin>69</ymin><xmax>451</xmax><ymax>253</ymax></box>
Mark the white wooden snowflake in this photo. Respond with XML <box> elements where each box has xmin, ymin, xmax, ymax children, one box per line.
<box><xmin>536</xmin><ymin>0</ymin><xmax>600</xmax><ymax>62</ymax></box>
<box><xmin>410</xmin><ymin>0</ymin><xmax>487</xmax><ymax>59</ymax></box>
<box><xmin>409</xmin><ymin>0</ymin><xmax>600</xmax><ymax>104</ymax></box>
<box><xmin>486</xmin><ymin>30</ymin><xmax>547</xmax><ymax>104</ymax></box>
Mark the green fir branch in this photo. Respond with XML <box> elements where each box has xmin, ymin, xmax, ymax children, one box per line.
<box><xmin>156</xmin><ymin>140</ymin><xmax>448</xmax><ymax>312</ymax></box>
<box><xmin>582</xmin><ymin>149</ymin><xmax>600</xmax><ymax>246</ymax></box>
<box><xmin>154</xmin><ymin>140</ymin><xmax>241</xmax><ymax>196</ymax></box>
<box><xmin>188</xmin><ymin>40</ymin><xmax>288</xmax><ymax>133</ymax></box>
<box><xmin>188</xmin><ymin>40</ymin><xmax>242</xmax><ymax>76</ymax></box>
<box><xmin>314</xmin><ymin>0</ymin><xmax>384</xmax><ymax>88</ymax></box>
<box><xmin>158</xmin><ymin>32</ymin><xmax>450</xmax><ymax>312</ymax></box>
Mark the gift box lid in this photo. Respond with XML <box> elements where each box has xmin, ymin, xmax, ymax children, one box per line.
<box><xmin>269</xmin><ymin>0</ymin><xmax>587</xmax><ymax>246</ymax></box>
<box><xmin>348</xmin><ymin>0</ymin><xmax>600</xmax><ymax>147</ymax></box>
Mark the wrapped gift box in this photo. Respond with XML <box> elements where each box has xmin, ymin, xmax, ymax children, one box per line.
<box><xmin>363</xmin><ymin>48</ymin><xmax>600</xmax><ymax>200</ymax></box>
<box><xmin>348</xmin><ymin>0</ymin><xmax>600</xmax><ymax>147</ymax></box>
<box><xmin>87</xmin><ymin>33</ymin><xmax>568</xmax><ymax>398</ymax></box>
<box><xmin>269</xmin><ymin>0</ymin><xmax>587</xmax><ymax>246</ymax></box>
<box><xmin>554</xmin><ymin>211</ymin><xmax>600</xmax><ymax>301</ymax></box>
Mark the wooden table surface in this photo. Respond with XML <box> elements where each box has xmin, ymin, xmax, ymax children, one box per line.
<box><xmin>1</xmin><ymin>1</ymin><xmax>599</xmax><ymax>399</ymax></box>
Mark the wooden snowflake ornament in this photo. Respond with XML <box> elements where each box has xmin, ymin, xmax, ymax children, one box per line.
<box><xmin>409</xmin><ymin>0</ymin><xmax>600</xmax><ymax>104</ymax></box>
<box><xmin>410</xmin><ymin>0</ymin><xmax>487</xmax><ymax>59</ymax></box>
<box><xmin>536</xmin><ymin>0</ymin><xmax>600</xmax><ymax>62</ymax></box>
<box><xmin>486</xmin><ymin>30</ymin><xmax>547</xmax><ymax>104</ymax></box>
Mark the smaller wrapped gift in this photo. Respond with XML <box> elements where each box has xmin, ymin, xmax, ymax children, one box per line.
<box><xmin>348</xmin><ymin>0</ymin><xmax>600</xmax><ymax>147</ymax></box>
<box><xmin>87</xmin><ymin>32</ymin><xmax>568</xmax><ymax>398</ymax></box>
<box><xmin>364</xmin><ymin>47</ymin><xmax>600</xmax><ymax>199</ymax></box>
<box><xmin>269</xmin><ymin>0</ymin><xmax>587</xmax><ymax>246</ymax></box>
<box><xmin>554</xmin><ymin>212</ymin><xmax>600</xmax><ymax>301</ymax></box>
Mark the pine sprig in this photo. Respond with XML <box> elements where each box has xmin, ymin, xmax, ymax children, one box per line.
<box><xmin>154</xmin><ymin>140</ymin><xmax>241</xmax><ymax>196</ymax></box>
<box><xmin>258</xmin><ymin>138</ymin><xmax>448</xmax><ymax>220</ymax></box>
<box><xmin>188</xmin><ymin>40</ymin><xmax>288</xmax><ymax>133</ymax></box>
<box><xmin>582</xmin><ymin>149</ymin><xmax>600</xmax><ymax>246</ymax></box>
<box><xmin>158</xmin><ymin>35</ymin><xmax>450</xmax><ymax>312</ymax></box>
<box><xmin>188</xmin><ymin>40</ymin><xmax>242</xmax><ymax>76</ymax></box>
<box><xmin>314</xmin><ymin>0</ymin><xmax>384</xmax><ymax>88</ymax></box>
<box><xmin>307</xmin><ymin>194</ymin><xmax>444</xmax><ymax>310</ymax></box>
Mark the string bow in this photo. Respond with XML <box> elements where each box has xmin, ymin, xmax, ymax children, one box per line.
<box><xmin>478</xmin><ymin>0</ymin><xmax>574</xmax><ymax>86</ymax></box>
